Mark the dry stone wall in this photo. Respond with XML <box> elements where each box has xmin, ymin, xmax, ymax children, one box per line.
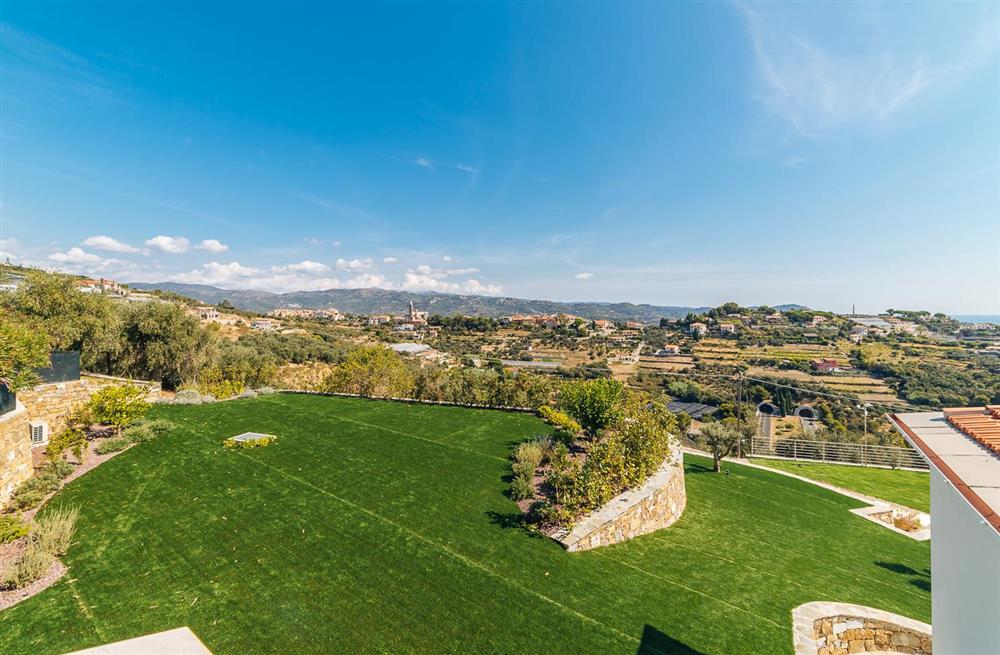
<box><xmin>557</xmin><ymin>452</ymin><xmax>687</xmax><ymax>552</ymax></box>
<box><xmin>0</xmin><ymin>403</ymin><xmax>32</xmax><ymax>507</ymax></box>
<box><xmin>0</xmin><ymin>375</ymin><xmax>159</xmax><ymax>508</ymax></box>
<box><xmin>17</xmin><ymin>376</ymin><xmax>159</xmax><ymax>436</ymax></box>
<box><xmin>793</xmin><ymin>602</ymin><xmax>932</xmax><ymax>655</ymax></box>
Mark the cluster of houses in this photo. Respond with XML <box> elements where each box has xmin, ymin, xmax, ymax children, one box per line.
<box><xmin>74</xmin><ymin>278</ymin><xmax>160</xmax><ymax>303</ymax></box>
<box><xmin>366</xmin><ymin>301</ymin><xmax>440</xmax><ymax>340</ymax></box>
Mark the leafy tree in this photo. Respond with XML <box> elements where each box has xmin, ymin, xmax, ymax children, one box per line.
<box><xmin>323</xmin><ymin>346</ymin><xmax>414</xmax><ymax>398</ymax></box>
<box><xmin>696</xmin><ymin>421</ymin><xmax>742</xmax><ymax>472</ymax></box>
<box><xmin>87</xmin><ymin>384</ymin><xmax>150</xmax><ymax>436</ymax></box>
<box><xmin>119</xmin><ymin>302</ymin><xmax>215</xmax><ymax>388</ymax></box>
<box><xmin>558</xmin><ymin>378</ymin><xmax>626</xmax><ymax>436</ymax></box>
<box><xmin>0</xmin><ymin>319</ymin><xmax>49</xmax><ymax>392</ymax></box>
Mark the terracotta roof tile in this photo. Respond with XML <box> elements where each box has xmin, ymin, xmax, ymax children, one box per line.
<box><xmin>944</xmin><ymin>406</ymin><xmax>1000</xmax><ymax>456</ymax></box>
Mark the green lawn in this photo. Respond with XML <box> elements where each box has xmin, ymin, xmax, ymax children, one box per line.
<box><xmin>1</xmin><ymin>395</ymin><xmax>930</xmax><ymax>654</ymax></box>
<box><xmin>748</xmin><ymin>458</ymin><xmax>931</xmax><ymax>512</ymax></box>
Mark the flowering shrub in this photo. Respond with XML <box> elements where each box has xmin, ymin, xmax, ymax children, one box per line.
<box><xmin>223</xmin><ymin>434</ymin><xmax>276</xmax><ymax>449</ymax></box>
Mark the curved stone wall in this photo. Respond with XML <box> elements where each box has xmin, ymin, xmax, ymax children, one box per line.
<box><xmin>556</xmin><ymin>452</ymin><xmax>687</xmax><ymax>552</ymax></box>
<box><xmin>792</xmin><ymin>602</ymin><xmax>932</xmax><ymax>655</ymax></box>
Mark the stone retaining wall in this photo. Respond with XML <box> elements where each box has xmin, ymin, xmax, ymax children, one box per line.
<box><xmin>18</xmin><ymin>376</ymin><xmax>159</xmax><ymax>438</ymax></box>
<box><xmin>0</xmin><ymin>403</ymin><xmax>32</xmax><ymax>507</ymax></box>
<box><xmin>557</xmin><ymin>452</ymin><xmax>686</xmax><ymax>552</ymax></box>
<box><xmin>793</xmin><ymin>602</ymin><xmax>932</xmax><ymax>655</ymax></box>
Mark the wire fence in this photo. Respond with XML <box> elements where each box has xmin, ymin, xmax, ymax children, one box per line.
<box><xmin>749</xmin><ymin>436</ymin><xmax>928</xmax><ymax>471</ymax></box>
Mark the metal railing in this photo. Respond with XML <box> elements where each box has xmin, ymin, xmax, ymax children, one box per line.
<box><xmin>749</xmin><ymin>436</ymin><xmax>928</xmax><ymax>471</ymax></box>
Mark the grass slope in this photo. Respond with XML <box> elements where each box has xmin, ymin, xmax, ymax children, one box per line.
<box><xmin>0</xmin><ymin>395</ymin><xmax>930</xmax><ymax>654</ymax></box>
<box><xmin>748</xmin><ymin>458</ymin><xmax>930</xmax><ymax>513</ymax></box>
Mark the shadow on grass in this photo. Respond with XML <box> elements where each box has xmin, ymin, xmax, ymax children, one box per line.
<box><xmin>875</xmin><ymin>561</ymin><xmax>931</xmax><ymax>593</ymax></box>
<box><xmin>636</xmin><ymin>624</ymin><xmax>707</xmax><ymax>655</ymax></box>
<box><xmin>485</xmin><ymin>510</ymin><xmax>546</xmax><ymax>539</ymax></box>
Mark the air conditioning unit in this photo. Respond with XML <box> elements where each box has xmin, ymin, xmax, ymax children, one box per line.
<box><xmin>29</xmin><ymin>421</ymin><xmax>49</xmax><ymax>445</ymax></box>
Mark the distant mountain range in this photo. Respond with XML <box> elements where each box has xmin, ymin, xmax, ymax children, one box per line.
<box><xmin>128</xmin><ymin>282</ymin><xmax>805</xmax><ymax>322</ymax></box>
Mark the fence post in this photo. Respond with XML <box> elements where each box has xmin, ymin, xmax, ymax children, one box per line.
<box><xmin>793</xmin><ymin>440</ymin><xmax>797</xmax><ymax>460</ymax></box>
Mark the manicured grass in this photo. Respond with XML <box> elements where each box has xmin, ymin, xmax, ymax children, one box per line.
<box><xmin>1</xmin><ymin>395</ymin><xmax>930</xmax><ymax>654</ymax></box>
<box><xmin>748</xmin><ymin>458</ymin><xmax>930</xmax><ymax>512</ymax></box>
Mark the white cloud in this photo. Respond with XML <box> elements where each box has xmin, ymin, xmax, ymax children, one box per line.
<box><xmin>335</xmin><ymin>257</ymin><xmax>374</xmax><ymax>272</ymax></box>
<box><xmin>442</xmin><ymin>255</ymin><xmax>454</xmax><ymax>263</ymax></box>
<box><xmin>382</xmin><ymin>256</ymin><xmax>399</xmax><ymax>265</ymax></box>
<box><xmin>456</xmin><ymin>163</ymin><xmax>479</xmax><ymax>173</ymax></box>
<box><xmin>49</xmin><ymin>247</ymin><xmax>102</xmax><ymax>264</ymax></box>
<box><xmin>402</xmin><ymin>264</ymin><xmax>502</xmax><ymax>295</ymax></box>
<box><xmin>413</xmin><ymin>157</ymin><xmax>434</xmax><ymax>170</ymax></box>
<box><xmin>195</xmin><ymin>239</ymin><xmax>228</xmax><ymax>253</ymax></box>
<box><xmin>332</xmin><ymin>240</ymin><xmax>342</xmax><ymax>247</ymax></box>
<box><xmin>574</xmin><ymin>272</ymin><xmax>594</xmax><ymax>280</ymax></box>
<box><xmin>145</xmin><ymin>235</ymin><xmax>190</xmax><ymax>254</ymax></box>
<box><xmin>170</xmin><ymin>260</ymin><xmax>389</xmax><ymax>293</ymax></box>
<box><xmin>82</xmin><ymin>235</ymin><xmax>141</xmax><ymax>253</ymax></box>
<box><xmin>285</xmin><ymin>260</ymin><xmax>331</xmax><ymax>273</ymax></box>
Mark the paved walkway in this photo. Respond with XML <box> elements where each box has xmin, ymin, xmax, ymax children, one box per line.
<box><xmin>64</xmin><ymin>628</ymin><xmax>213</xmax><ymax>655</ymax></box>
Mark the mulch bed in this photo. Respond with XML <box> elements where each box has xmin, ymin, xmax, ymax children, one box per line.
<box><xmin>1</xmin><ymin>433</ymin><xmax>132</xmax><ymax>610</ymax></box>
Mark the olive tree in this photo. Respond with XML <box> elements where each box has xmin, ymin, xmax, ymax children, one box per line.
<box><xmin>0</xmin><ymin>319</ymin><xmax>49</xmax><ymax>392</ymax></box>
<box><xmin>323</xmin><ymin>346</ymin><xmax>414</xmax><ymax>398</ymax></box>
<box><xmin>696</xmin><ymin>421</ymin><xmax>742</xmax><ymax>473</ymax></box>
<box><xmin>558</xmin><ymin>378</ymin><xmax>626</xmax><ymax>437</ymax></box>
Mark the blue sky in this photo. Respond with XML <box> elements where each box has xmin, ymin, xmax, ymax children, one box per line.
<box><xmin>1</xmin><ymin>2</ymin><xmax>998</xmax><ymax>313</ymax></box>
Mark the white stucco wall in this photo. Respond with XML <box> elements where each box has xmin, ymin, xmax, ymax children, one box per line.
<box><xmin>930</xmin><ymin>467</ymin><xmax>1000</xmax><ymax>655</ymax></box>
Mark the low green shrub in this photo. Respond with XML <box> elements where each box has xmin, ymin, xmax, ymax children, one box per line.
<box><xmin>509</xmin><ymin>473</ymin><xmax>535</xmax><ymax>501</ymax></box>
<box><xmin>44</xmin><ymin>459</ymin><xmax>75</xmax><ymax>480</ymax></box>
<box><xmin>256</xmin><ymin>386</ymin><xmax>276</xmax><ymax>395</ymax></box>
<box><xmin>537</xmin><ymin>405</ymin><xmax>582</xmax><ymax>435</ymax></box>
<box><xmin>512</xmin><ymin>441</ymin><xmax>545</xmax><ymax>471</ymax></box>
<box><xmin>10</xmin><ymin>489</ymin><xmax>46</xmax><ymax>512</ymax></box>
<box><xmin>0</xmin><ymin>515</ymin><xmax>30</xmax><ymax>544</ymax></box>
<box><xmin>172</xmin><ymin>389</ymin><xmax>203</xmax><ymax>405</ymax></box>
<box><xmin>10</xmin><ymin>472</ymin><xmax>61</xmax><ymax>510</ymax></box>
<box><xmin>32</xmin><ymin>506</ymin><xmax>78</xmax><ymax>556</ymax></box>
<box><xmin>511</xmin><ymin>460</ymin><xmax>537</xmax><ymax>479</ymax></box>
<box><xmin>223</xmin><ymin>434</ymin><xmax>276</xmax><ymax>449</ymax></box>
<box><xmin>95</xmin><ymin>437</ymin><xmax>131</xmax><ymax>454</ymax></box>
<box><xmin>122</xmin><ymin>417</ymin><xmax>174</xmax><ymax>444</ymax></box>
<box><xmin>1</xmin><ymin>543</ymin><xmax>54</xmax><ymax>590</ymax></box>
<box><xmin>200</xmin><ymin>379</ymin><xmax>245</xmax><ymax>400</ymax></box>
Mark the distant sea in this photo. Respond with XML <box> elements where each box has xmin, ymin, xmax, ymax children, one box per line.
<box><xmin>951</xmin><ymin>314</ymin><xmax>1000</xmax><ymax>325</ymax></box>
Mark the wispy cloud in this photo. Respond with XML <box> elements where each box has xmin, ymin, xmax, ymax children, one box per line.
<box><xmin>402</xmin><ymin>263</ymin><xmax>501</xmax><ymax>295</ymax></box>
<box><xmin>574</xmin><ymin>272</ymin><xmax>594</xmax><ymax>280</ymax></box>
<box><xmin>456</xmin><ymin>163</ymin><xmax>479</xmax><ymax>173</ymax></box>
<box><xmin>413</xmin><ymin>157</ymin><xmax>434</xmax><ymax>170</ymax></box>
<box><xmin>0</xmin><ymin>22</ymin><xmax>116</xmax><ymax>103</ymax></box>
<box><xmin>736</xmin><ymin>3</ymin><xmax>992</xmax><ymax>136</ymax></box>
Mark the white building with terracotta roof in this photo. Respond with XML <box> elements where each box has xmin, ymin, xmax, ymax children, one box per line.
<box><xmin>890</xmin><ymin>407</ymin><xmax>1000</xmax><ymax>655</ymax></box>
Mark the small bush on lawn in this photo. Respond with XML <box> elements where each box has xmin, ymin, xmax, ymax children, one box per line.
<box><xmin>239</xmin><ymin>389</ymin><xmax>259</xmax><ymax>399</ymax></box>
<box><xmin>1</xmin><ymin>543</ymin><xmax>54</xmax><ymax>590</ymax></box>
<box><xmin>87</xmin><ymin>384</ymin><xmax>150</xmax><ymax>436</ymax></box>
<box><xmin>256</xmin><ymin>386</ymin><xmax>276</xmax><ymax>395</ymax></box>
<box><xmin>122</xmin><ymin>417</ymin><xmax>175</xmax><ymax>444</ymax></box>
<box><xmin>95</xmin><ymin>437</ymin><xmax>131</xmax><ymax>455</ymax></box>
<box><xmin>0</xmin><ymin>515</ymin><xmax>31</xmax><ymax>544</ymax></box>
<box><xmin>509</xmin><ymin>474</ymin><xmax>535</xmax><ymax>501</ymax></box>
<box><xmin>223</xmin><ymin>434</ymin><xmax>276</xmax><ymax>449</ymax></box>
<box><xmin>511</xmin><ymin>460</ymin><xmax>537</xmax><ymax>479</ymax></box>
<box><xmin>32</xmin><ymin>507</ymin><xmax>78</xmax><ymax>556</ymax></box>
